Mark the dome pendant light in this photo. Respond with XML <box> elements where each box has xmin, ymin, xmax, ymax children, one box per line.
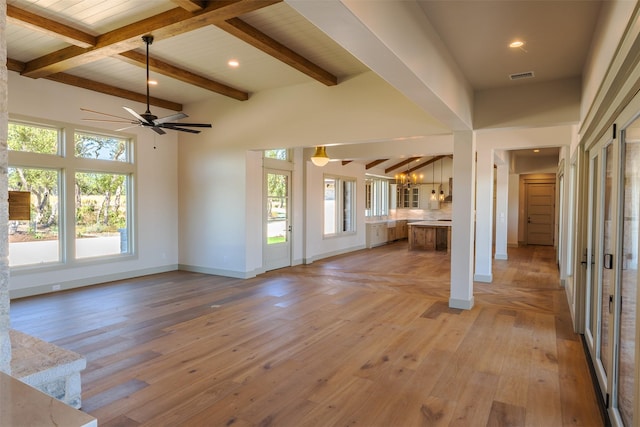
<box><xmin>311</xmin><ymin>146</ymin><xmax>330</xmax><ymax>167</ymax></box>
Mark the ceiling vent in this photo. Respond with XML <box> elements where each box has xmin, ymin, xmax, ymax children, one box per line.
<box><xmin>509</xmin><ymin>71</ymin><xmax>535</xmax><ymax>81</ymax></box>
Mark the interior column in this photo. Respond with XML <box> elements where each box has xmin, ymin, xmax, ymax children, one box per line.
<box><xmin>0</xmin><ymin>0</ymin><xmax>11</xmax><ymax>374</ymax></box>
<box><xmin>450</xmin><ymin>130</ymin><xmax>475</xmax><ymax>310</ymax></box>
<box><xmin>494</xmin><ymin>154</ymin><xmax>510</xmax><ymax>260</ymax></box>
<box><xmin>474</xmin><ymin>144</ymin><xmax>493</xmax><ymax>282</ymax></box>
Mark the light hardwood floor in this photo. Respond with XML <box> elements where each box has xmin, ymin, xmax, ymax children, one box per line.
<box><xmin>10</xmin><ymin>243</ymin><xmax>604</xmax><ymax>426</ymax></box>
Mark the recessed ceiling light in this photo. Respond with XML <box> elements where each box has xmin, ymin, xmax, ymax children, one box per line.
<box><xmin>533</xmin><ymin>149</ymin><xmax>540</xmax><ymax>153</ymax></box>
<box><xmin>147</xmin><ymin>79</ymin><xmax>158</xmax><ymax>86</ymax></box>
<box><xmin>509</xmin><ymin>40</ymin><xmax>525</xmax><ymax>48</ymax></box>
<box><xmin>228</xmin><ymin>59</ymin><xmax>239</xmax><ymax>68</ymax></box>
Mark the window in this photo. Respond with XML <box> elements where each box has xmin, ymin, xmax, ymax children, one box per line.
<box><xmin>8</xmin><ymin>119</ymin><xmax>134</xmax><ymax>268</ymax></box>
<box><xmin>365</xmin><ymin>177</ymin><xmax>389</xmax><ymax>217</ymax></box>
<box><xmin>8</xmin><ymin>167</ymin><xmax>60</xmax><ymax>266</ymax></box>
<box><xmin>264</xmin><ymin>149</ymin><xmax>288</xmax><ymax>160</ymax></box>
<box><xmin>324</xmin><ymin>176</ymin><xmax>356</xmax><ymax>236</ymax></box>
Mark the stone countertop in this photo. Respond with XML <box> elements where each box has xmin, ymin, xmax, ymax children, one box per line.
<box><xmin>407</xmin><ymin>220</ymin><xmax>452</xmax><ymax>227</ymax></box>
<box><xmin>0</xmin><ymin>371</ymin><xmax>96</xmax><ymax>427</ymax></box>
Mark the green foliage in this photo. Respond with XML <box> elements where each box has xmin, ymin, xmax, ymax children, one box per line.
<box><xmin>8</xmin><ymin>122</ymin><xmax>58</xmax><ymax>154</ymax></box>
<box><xmin>75</xmin><ymin>132</ymin><xmax>127</xmax><ymax>161</ymax></box>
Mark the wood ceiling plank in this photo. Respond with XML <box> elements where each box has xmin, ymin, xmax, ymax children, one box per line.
<box><xmin>118</xmin><ymin>50</ymin><xmax>249</xmax><ymax>101</ymax></box>
<box><xmin>7</xmin><ymin>5</ymin><xmax>97</xmax><ymax>49</ymax></box>
<box><xmin>385</xmin><ymin>157</ymin><xmax>421</xmax><ymax>174</ymax></box>
<box><xmin>21</xmin><ymin>0</ymin><xmax>281</xmax><ymax>79</ymax></box>
<box><xmin>216</xmin><ymin>17</ymin><xmax>337</xmax><ymax>86</ymax></box>
<box><xmin>365</xmin><ymin>159</ymin><xmax>388</xmax><ymax>169</ymax></box>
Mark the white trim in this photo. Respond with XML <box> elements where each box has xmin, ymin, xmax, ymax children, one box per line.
<box><xmin>449</xmin><ymin>297</ymin><xmax>475</xmax><ymax>310</ymax></box>
<box><xmin>473</xmin><ymin>274</ymin><xmax>492</xmax><ymax>283</ymax></box>
<box><xmin>494</xmin><ymin>253</ymin><xmax>508</xmax><ymax>260</ymax></box>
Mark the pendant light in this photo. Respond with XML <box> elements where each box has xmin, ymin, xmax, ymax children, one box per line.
<box><xmin>311</xmin><ymin>146</ymin><xmax>330</xmax><ymax>167</ymax></box>
<box><xmin>439</xmin><ymin>158</ymin><xmax>445</xmax><ymax>202</ymax></box>
<box><xmin>430</xmin><ymin>160</ymin><xmax>437</xmax><ymax>201</ymax></box>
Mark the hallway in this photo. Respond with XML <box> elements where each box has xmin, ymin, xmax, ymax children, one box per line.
<box><xmin>10</xmin><ymin>243</ymin><xmax>603</xmax><ymax>426</ymax></box>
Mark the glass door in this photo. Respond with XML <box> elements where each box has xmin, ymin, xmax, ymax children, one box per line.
<box><xmin>611</xmin><ymin>117</ymin><xmax>640</xmax><ymax>426</ymax></box>
<box><xmin>585</xmin><ymin>133</ymin><xmax>619</xmax><ymax>402</ymax></box>
<box><xmin>264</xmin><ymin>169</ymin><xmax>291</xmax><ymax>271</ymax></box>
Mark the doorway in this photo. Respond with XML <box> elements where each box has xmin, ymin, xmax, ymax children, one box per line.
<box><xmin>522</xmin><ymin>175</ymin><xmax>556</xmax><ymax>246</ymax></box>
<box><xmin>264</xmin><ymin>169</ymin><xmax>291</xmax><ymax>271</ymax></box>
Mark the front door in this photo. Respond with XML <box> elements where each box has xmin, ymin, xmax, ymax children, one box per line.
<box><xmin>525</xmin><ymin>182</ymin><xmax>555</xmax><ymax>245</ymax></box>
<box><xmin>264</xmin><ymin>169</ymin><xmax>291</xmax><ymax>271</ymax></box>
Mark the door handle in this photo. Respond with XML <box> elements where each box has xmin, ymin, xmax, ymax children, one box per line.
<box><xmin>527</xmin><ymin>217</ymin><xmax>531</xmax><ymax>223</ymax></box>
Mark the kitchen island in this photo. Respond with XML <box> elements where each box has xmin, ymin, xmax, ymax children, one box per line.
<box><xmin>407</xmin><ymin>220</ymin><xmax>451</xmax><ymax>252</ymax></box>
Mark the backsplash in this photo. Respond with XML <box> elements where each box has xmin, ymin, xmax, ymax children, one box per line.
<box><xmin>389</xmin><ymin>203</ymin><xmax>452</xmax><ymax>220</ymax></box>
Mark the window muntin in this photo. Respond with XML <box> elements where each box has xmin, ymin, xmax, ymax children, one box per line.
<box><xmin>8</xmin><ymin>121</ymin><xmax>59</xmax><ymax>155</ymax></box>
<box><xmin>75</xmin><ymin>132</ymin><xmax>128</xmax><ymax>161</ymax></box>
<box><xmin>324</xmin><ymin>175</ymin><xmax>356</xmax><ymax>236</ymax></box>
<box><xmin>8</xmin><ymin>167</ymin><xmax>60</xmax><ymax>266</ymax></box>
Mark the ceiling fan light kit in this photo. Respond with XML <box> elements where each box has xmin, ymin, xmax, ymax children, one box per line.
<box><xmin>82</xmin><ymin>35</ymin><xmax>212</xmax><ymax>135</ymax></box>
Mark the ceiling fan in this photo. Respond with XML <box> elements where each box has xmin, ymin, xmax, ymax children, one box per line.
<box><xmin>82</xmin><ymin>35</ymin><xmax>212</xmax><ymax>135</ymax></box>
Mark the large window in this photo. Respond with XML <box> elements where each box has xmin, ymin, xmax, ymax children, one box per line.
<box><xmin>324</xmin><ymin>176</ymin><xmax>356</xmax><ymax>236</ymax></box>
<box><xmin>8</xmin><ymin>119</ymin><xmax>134</xmax><ymax>268</ymax></box>
<box><xmin>365</xmin><ymin>177</ymin><xmax>390</xmax><ymax>217</ymax></box>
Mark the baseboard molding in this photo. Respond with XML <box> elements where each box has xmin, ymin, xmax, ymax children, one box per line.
<box><xmin>474</xmin><ymin>273</ymin><xmax>492</xmax><ymax>283</ymax></box>
<box><xmin>507</xmin><ymin>243</ymin><xmax>519</xmax><ymax>248</ymax></box>
<box><xmin>449</xmin><ymin>297</ymin><xmax>474</xmax><ymax>310</ymax></box>
<box><xmin>495</xmin><ymin>253</ymin><xmax>508</xmax><ymax>260</ymax></box>
<box><xmin>10</xmin><ymin>265</ymin><xmax>179</xmax><ymax>299</ymax></box>
<box><xmin>304</xmin><ymin>244</ymin><xmax>367</xmax><ymax>265</ymax></box>
<box><xmin>580</xmin><ymin>335</ymin><xmax>611</xmax><ymax>427</ymax></box>
<box><xmin>178</xmin><ymin>264</ymin><xmax>262</xmax><ymax>279</ymax></box>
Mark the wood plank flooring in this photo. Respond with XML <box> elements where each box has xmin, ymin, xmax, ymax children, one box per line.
<box><xmin>10</xmin><ymin>243</ymin><xmax>604</xmax><ymax>426</ymax></box>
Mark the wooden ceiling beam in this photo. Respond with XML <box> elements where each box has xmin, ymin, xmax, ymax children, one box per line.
<box><xmin>216</xmin><ymin>18</ymin><xmax>337</xmax><ymax>86</ymax></box>
<box><xmin>7</xmin><ymin>5</ymin><xmax>97</xmax><ymax>48</ymax></box>
<box><xmin>407</xmin><ymin>155</ymin><xmax>446</xmax><ymax>174</ymax></box>
<box><xmin>21</xmin><ymin>0</ymin><xmax>281</xmax><ymax>79</ymax></box>
<box><xmin>171</xmin><ymin>0</ymin><xmax>210</xmax><ymax>12</ymax></box>
<box><xmin>8</xmin><ymin>58</ymin><xmax>182</xmax><ymax>111</ymax></box>
<box><xmin>385</xmin><ymin>157</ymin><xmax>421</xmax><ymax>174</ymax></box>
<box><xmin>365</xmin><ymin>159</ymin><xmax>388</xmax><ymax>169</ymax></box>
<box><xmin>341</xmin><ymin>160</ymin><xmax>352</xmax><ymax>166</ymax></box>
<box><xmin>118</xmin><ymin>50</ymin><xmax>249</xmax><ymax>101</ymax></box>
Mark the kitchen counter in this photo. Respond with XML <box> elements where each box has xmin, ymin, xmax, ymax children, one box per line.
<box><xmin>408</xmin><ymin>220</ymin><xmax>451</xmax><ymax>252</ymax></box>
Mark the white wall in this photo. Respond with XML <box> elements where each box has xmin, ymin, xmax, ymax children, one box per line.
<box><xmin>8</xmin><ymin>72</ymin><xmax>179</xmax><ymax>297</ymax></box>
<box><xmin>177</xmin><ymin>71</ymin><xmax>449</xmax><ymax>277</ymax></box>
<box><xmin>304</xmin><ymin>160</ymin><xmax>366</xmax><ymax>263</ymax></box>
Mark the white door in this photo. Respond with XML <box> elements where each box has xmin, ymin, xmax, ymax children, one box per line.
<box><xmin>585</xmin><ymin>132</ymin><xmax>619</xmax><ymax>410</ymax></box>
<box><xmin>264</xmin><ymin>169</ymin><xmax>291</xmax><ymax>271</ymax></box>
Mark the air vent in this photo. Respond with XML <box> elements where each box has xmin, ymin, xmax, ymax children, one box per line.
<box><xmin>509</xmin><ymin>71</ymin><xmax>535</xmax><ymax>80</ymax></box>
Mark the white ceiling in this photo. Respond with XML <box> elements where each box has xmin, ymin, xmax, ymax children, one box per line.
<box><xmin>6</xmin><ymin>0</ymin><xmax>604</xmax><ymax>171</ymax></box>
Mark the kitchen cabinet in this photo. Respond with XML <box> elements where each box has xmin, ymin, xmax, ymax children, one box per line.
<box><xmin>408</xmin><ymin>221</ymin><xmax>451</xmax><ymax>252</ymax></box>
<box><xmin>366</xmin><ymin>223</ymin><xmax>388</xmax><ymax>248</ymax></box>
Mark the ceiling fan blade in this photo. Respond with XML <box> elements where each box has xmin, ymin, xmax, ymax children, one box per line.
<box><xmin>82</xmin><ymin>118</ymin><xmax>137</xmax><ymax>124</ymax></box>
<box><xmin>150</xmin><ymin>126</ymin><xmax>166</xmax><ymax>135</ymax></box>
<box><xmin>164</xmin><ymin>126</ymin><xmax>201</xmax><ymax>134</ymax></box>
<box><xmin>161</xmin><ymin>122</ymin><xmax>212</xmax><ymax>127</ymax></box>
<box><xmin>115</xmin><ymin>125</ymin><xmax>141</xmax><ymax>131</ymax></box>
<box><xmin>123</xmin><ymin>107</ymin><xmax>151</xmax><ymax>124</ymax></box>
<box><xmin>81</xmin><ymin>108</ymin><xmax>133</xmax><ymax>121</ymax></box>
<box><xmin>153</xmin><ymin>112</ymin><xmax>188</xmax><ymax>125</ymax></box>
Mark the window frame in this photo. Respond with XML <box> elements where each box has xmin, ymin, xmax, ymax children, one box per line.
<box><xmin>8</xmin><ymin>115</ymin><xmax>136</xmax><ymax>272</ymax></box>
<box><xmin>323</xmin><ymin>174</ymin><xmax>357</xmax><ymax>238</ymax></box>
